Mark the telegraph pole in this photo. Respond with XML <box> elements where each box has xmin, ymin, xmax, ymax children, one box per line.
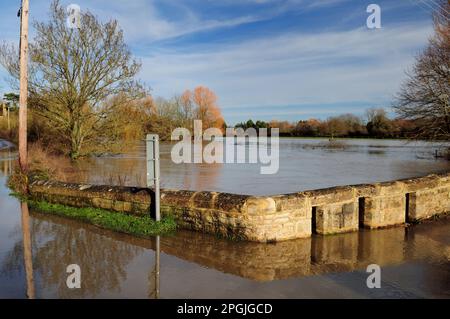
<box><xmin>18</xmin><ymin>0</ymin><xmax>29</xmax><ymax>172</ymax></box>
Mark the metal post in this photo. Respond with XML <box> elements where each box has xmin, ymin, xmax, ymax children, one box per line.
<box><xmin>146</xmin><ymin>134</ymin><xmax>160</xmax><ymax>221</ymax></box>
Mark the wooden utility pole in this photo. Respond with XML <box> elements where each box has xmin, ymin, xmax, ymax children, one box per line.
<box><xmin>18</xmin><ymin>0</ymin><xmax>29</xmax><ymax>172</ymax></box>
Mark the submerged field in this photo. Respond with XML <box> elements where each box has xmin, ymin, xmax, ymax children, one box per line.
<box><xmin>1</xmin><ymin>139</ymin><xmax>450</xmax><ymax>298</ymax></box>
<box><xmin>71</xmin><ymin>138</ymin><xmax>450</xmax><ymax>195</ymax></box>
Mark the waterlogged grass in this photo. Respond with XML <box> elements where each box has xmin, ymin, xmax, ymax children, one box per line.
<box><xmin>26</xmin><ymin>200</ymin><xmax>177</xmax><ymax>237</ymax></box>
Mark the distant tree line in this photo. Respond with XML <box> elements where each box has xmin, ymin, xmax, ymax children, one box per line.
<box><xmin>235</xmin><ymin>119</ymin><xmax>269</xmax><ymax>132</ymax></box>
<box><xmin>236</xmin><ymin>108</ymin><xmax>421</xmax><ymax>139</ymax></box>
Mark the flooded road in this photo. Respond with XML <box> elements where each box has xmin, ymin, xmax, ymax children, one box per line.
<box><xmin>0</xmin><ymin>146</ymin><xmax>449</xmax><ymax>299</ymax></box>
<box><xmin>75</xmin><ymin>138</ymin><xmax>450</xmax><ymax>195</ymax></box>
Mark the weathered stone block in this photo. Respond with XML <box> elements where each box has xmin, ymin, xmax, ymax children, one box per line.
<box><xmin>123</xmin><ymin>201</ymin><xmax>133</xmax><ymax>212</ymax></box>
<box><xmin>308</xmin><ymin>186</ymin><xmax>354</xmax><ymax>206</ymax></box>
<box><xmin>314</xmin><ymin>200</ymin><xmax>358</xmax><ymax>234</ymax></box>
<box><xmin>245</xmin><ymin>197</ymin><xmax>276</xmax><ymax>215</ymax></box>
<box><xmin>408</xmin><ymin>186</ymin><xmax>450</xmax><ymax>221</ymax></box>
<box><xmin>363</xmin><ymin>195</ymin><xmax>405</xmax><ymax>228</ymax></box>
<box><xmin>112</xmin><ymin>200</ymin><xmax>125</xmax><ymax>212</ymax></box>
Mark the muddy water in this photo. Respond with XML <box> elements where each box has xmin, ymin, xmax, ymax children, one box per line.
<box><xmin>0</xmin><ymin>147</ymin><xmax>449</xmax><ymax>298</ymax></box>
<box><xmin>75</xmin><ymin>138</ymin><xmax>450</xmax><ymax>195</ymax></box>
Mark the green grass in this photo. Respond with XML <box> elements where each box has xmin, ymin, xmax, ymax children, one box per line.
<box><xmin>26</xmin><ymin>199</ymin><xmax>177</xmax><ymax>237</ymax></box>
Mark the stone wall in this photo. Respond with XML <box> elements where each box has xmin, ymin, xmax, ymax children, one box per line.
<box><xmin>28</xmin><ymin>172</ymin><xmax>450</xmax><ymax>242</ymax></box>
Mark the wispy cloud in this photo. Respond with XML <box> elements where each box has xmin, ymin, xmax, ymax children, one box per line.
<box><xmin>56</xmin><ymin>0</ymin><xmax>354</xmax><ymax>43</ymax></box>
<box><xmin>64</xmin><ymin>0</ymin><xmax>269</xmax><ymax>43</ymax></box>
<box><xmin>139</xmin><ymin>21</ymin><xmax>432</xmax><ymax>117</ymax></box>
<box><xmin>0</xmin><ymin>0</ymin><xmax>433</xmax><ymax>123</ymax></box>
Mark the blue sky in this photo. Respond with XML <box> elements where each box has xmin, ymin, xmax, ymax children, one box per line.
<box><xmin>0</xmin><ymin>0</ymin><xmax>439</xmax><ymax>124</ymax></box>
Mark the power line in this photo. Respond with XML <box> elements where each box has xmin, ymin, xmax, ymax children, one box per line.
<box><xmin>409</xmin><ymin>0</ymin><xmax>435</xmax><ymax>15</ymax></box>
<box><xmin>409</xmin><ymin>0</ymin><xmax>449</xmax><ymax>21</ymax></box>
<box><xmin>426</xmin><ymin>0</ymin><xmax>449</xmax><ymax>15</ymax></box>
<box><xmin>417</xmin><ymin>0</ymin><xmax>449</xmax><ymax>20</ymax></box>
<box><xmin>417</xmin><ymin>0</ymin><xmax>439</xmax><ymax>13</ymax></box>
<box><xmin>420</xmin><ymin>0</ymin><xmax>440</xmax><ymax>11</ymax></box>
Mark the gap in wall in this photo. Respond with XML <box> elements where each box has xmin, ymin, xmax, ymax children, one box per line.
<box><xmin>358</xmin><ymin>197</ymin><xmax>365</xmax><ymax>228</ymax></box>
<box><xmin>312</xmin><ymin>206</ymin><xmax>317</xmax><ymax>234</ymax></box>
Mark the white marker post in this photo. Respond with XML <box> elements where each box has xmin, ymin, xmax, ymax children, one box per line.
<box><xmin>146</xmin><ymin>134</ymin><xmax>160</xmax><ymax>221</ymax></box>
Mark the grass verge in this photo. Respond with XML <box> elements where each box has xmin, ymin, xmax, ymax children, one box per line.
<box><xmin>24</xmin><ymin>198</ymin><xmax>177</xmax><ymax>237</ymax></box>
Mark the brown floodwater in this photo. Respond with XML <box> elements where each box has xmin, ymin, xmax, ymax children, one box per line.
<box><xmin>0</xmin><ymin>146</ymin><xmax>449</xmax><ymax>299</ymax></box>
<box><xmin>0</xmin><ymin>140</ymin><xmax>450</xmax><ymax>298</ymax></box>
<box><xmin>73</xmin><ymin>138</ymin><xmax>450</xmax><ymax>195</ymax></box>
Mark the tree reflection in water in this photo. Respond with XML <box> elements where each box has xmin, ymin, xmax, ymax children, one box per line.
<box><xmin>32</xmin><ymin>212</ymin><xmax>147</xmax><ymax>298</ymax></box>
<box><xmin>0</xmin><ymin>202</ymin><xmax>36</xmax><ymax>299</ymax></box>
<box><xmin>2</xmin><ymin>200</ymin><xmax>449</xmax><ymax>298</ymax></box>
<box><xmin>2</xmin><ymin>208</ymin><xmax>148</xmax><ymax>298</ymax></box>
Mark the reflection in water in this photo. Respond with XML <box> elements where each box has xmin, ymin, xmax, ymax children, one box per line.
<box><xmin>29</xmin><ymin>214</ymin><xmax>145</xmax><ymax>298</ymax></box>
<box><xmin>146</xmin><ymin>236</ymin><xmax>160</xmax><ymax>299</ymax></box>
<box><xmin>74</xmin><ymin>139</ymin><xmax>450</xmax><ymax>195</ymax></box>
<box><xmin>148</xmin><ymin>236</ymin><xmax>160</xmax><ymax>299</ymax></box>
<box><xmin>0</xmin><ymin>149</ymin><xmax>13</xmax><ymax>176</ymax></box>
<box><xmin>2</xmin><ymin>139</ymin><xmax>450</xmax><ymax>196</ymax></box>
<box><xmin>20</xmin><ymin>202</ymin><xmax>35</xmax><ymax>299</ymax></box>
<box><xmin>2</xmin><ymin>208</ymin><xmax>448</xmax><ymax>298</ymax></box>
<box><xmin>1</xmin><ymin>210</ymin><xmax>162</xmax><ymax>298</ymax></box>
<box><xmin>0</xmin><ymin>142</ymin><xmax>449</xmax><ymax>298</ymax></box>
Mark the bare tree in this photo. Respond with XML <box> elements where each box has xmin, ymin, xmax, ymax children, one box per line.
<box><xmin>365</xmin><ymin>108</ymin><xmax>393</xmax><ymax>138</ymax></box>
<box><xmin>0</xmin><ymin>0</ymin><xmax>147</xmax><ymax>159</ymax></box>
<box><xmin>393</xmin><ymin>0</ymin><xmax>450</xmax><ymax>140</ymax></box>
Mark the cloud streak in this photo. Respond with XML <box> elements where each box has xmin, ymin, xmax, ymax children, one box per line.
<box><xmin>0</xmin><ymin>0</ymin><xmax>433</xmax><ymax>124</ymax></box>
<box><xmin>138</xmin><ymin>21</ymin><xmax>432</xmax><ymax>123</ymax></box>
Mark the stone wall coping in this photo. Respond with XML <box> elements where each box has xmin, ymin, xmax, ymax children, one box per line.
<box><xmin>29</xmin><ymin>172</ymin><xmax>450</xmax><ymax>212</ymax></box>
